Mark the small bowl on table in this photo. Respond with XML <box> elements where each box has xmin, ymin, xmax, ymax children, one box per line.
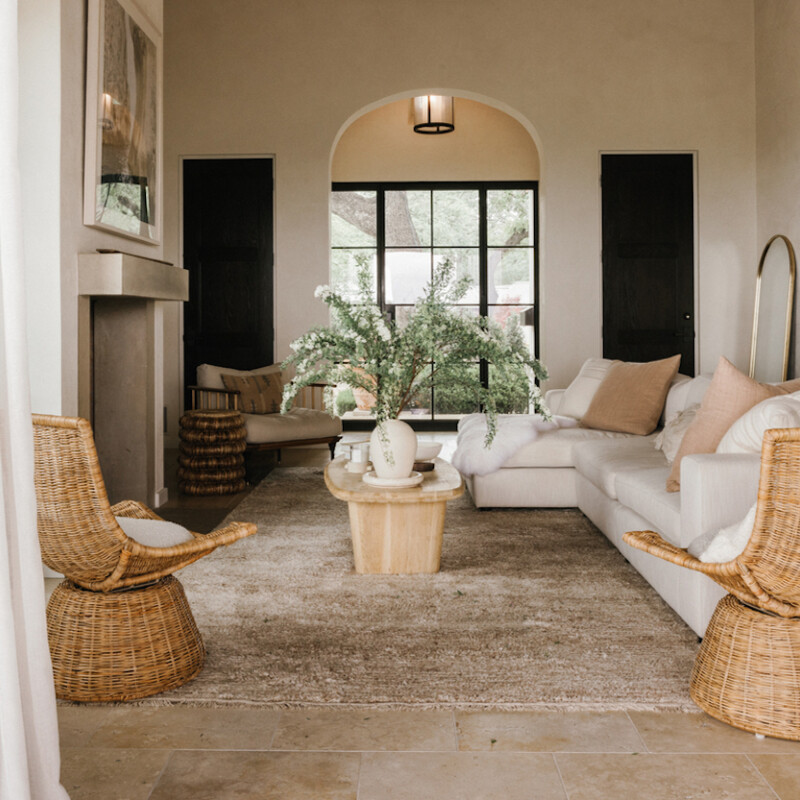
<box><xmin>414</xmin><ymin>440</ymin><xmax>442</xmax><ymax>472</ymax></box>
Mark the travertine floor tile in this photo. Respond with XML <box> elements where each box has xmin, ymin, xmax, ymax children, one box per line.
<box><xmin>556</xmin><ymin>753</ymin><xmax>776</xmax><ymax>799</ymax></box>
<box><xmin>60</xmin><ymin>747</ymin><xmax>170</xmax><ymax>800</ymax></box>
<box><xmin>749</xmin><ymin>754</ymin><xmax>800</xmax><ymax>800</ymax></box>
<box><xmin>57</xmin><ymin>705</ymin><xmax>117</xmax><ymax>748</ymax></box>
<box><xmin>272</xmin><ymin>708</ymin><xmax>456</xmax><ymax>751</ymax></box>
<box><xmin>456</xmin><ymin>710</ymin><xmax>645</xmax><ymax>752</ymax></box>
<box><xmin>87</xmin><ymin>705</ymin><xmax>280</xmax><ymax>750</ymax></box>
<box><xmin>630</xmin><ymin>711</ymin><xmax>800</xmax><ymax>753</ymax></box>
<box><xmin>358</xmin><ymin>751</ymin><xmax>567</xmax><ymax>800</ymax></box>
<box><xmin>148</xmin><ymin>750</ymin><xmax>360</xmax><ymax>800</ymax></box>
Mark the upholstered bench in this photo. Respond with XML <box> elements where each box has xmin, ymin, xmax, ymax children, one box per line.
<box><xmin>191</xmin><ymin>363</ymin><xmax>342</xmax><ymax>461</ymax></box>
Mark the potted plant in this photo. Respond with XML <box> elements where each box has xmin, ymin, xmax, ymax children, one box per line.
<box><xmin>281</xmin><ymin>259</ymin><xmax>549</xmax><ymax>478</ymax></box>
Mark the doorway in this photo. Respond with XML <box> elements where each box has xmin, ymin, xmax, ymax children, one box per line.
<box><xmin>182</xmin><ymin>158</ymin><xmax>274</xmax><ymax>402</ymax></box>
<box><xmin>601</xmin><ymin>154</ymin><xmax>695</xmax><ymax>374</ymax></box>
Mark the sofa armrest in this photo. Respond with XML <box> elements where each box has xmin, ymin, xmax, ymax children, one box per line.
<box><xmin>544</xmin><ymin>389</ymin><xmax>565</xmax><ymax>416</ymax></box>
<box><xmin>679</xmin><ymin>452</ymin><xmax>761</xmax><ymax>548</ymax></box>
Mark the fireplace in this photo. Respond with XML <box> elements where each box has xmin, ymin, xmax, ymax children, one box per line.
<box><xmin>78</xmin><ymin>252</ymin><xmax>188</xmax><ymax>507</ymax></box>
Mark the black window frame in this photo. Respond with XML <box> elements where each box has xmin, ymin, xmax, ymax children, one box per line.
<box><xmin>332</xmin><ymin>180</ymin><xmax>539</xmax><ymax>431</ymax></box>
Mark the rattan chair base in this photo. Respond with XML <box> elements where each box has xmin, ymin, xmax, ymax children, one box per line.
<box><xmin>47</xmin><ymin>576</ymin><xmax>205</xmax><ymax>702</ymax></box>
<box><xmin>691</xmin><ymin>594</ymin><xmax>800</xmax><ymax>741</ymax></box>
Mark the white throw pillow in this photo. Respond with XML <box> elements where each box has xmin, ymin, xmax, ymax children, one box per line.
<box><xmin>687</xmin><ymin>503</ymin><xmax>757</xmax><ymax>563</ymax></box>
<box><xmin>196</xmin><ymin>362</ymin><xmax>282</xmax><ymax>391</ymax></box>
<box><xmin>654</xmin><ymin>404</ymin><xmax>699</xmax><ymax>464</ymax></box>
<box><xmin>716</xmin><ymin>392</ymin><xmax>800</xmax><ymax>454</ymax></box>
<box><xmin>559</xmin><ymin>358</ymin><xmax>619</xmax><ymax>420</ymax></box>
<box><xmin>116</xmin><ymin>516</ymin><xmax>195</xmax><ymax>548</ymax></box>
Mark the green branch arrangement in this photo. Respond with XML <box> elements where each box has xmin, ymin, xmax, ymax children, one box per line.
<box><xmin>281</xmin><ymin>259</ymin><xmax>550</xmax><ymax>445</ymax></box>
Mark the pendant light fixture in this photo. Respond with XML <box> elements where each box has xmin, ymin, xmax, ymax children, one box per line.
<box><xmin>413</xmin><ymin>95</ymin><xmax>455</xmax><ymax>134</ymax></box>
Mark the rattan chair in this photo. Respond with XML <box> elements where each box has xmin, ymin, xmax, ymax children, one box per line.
<box><xmin>624</xmin><ymin>426</ymin><xmax>800</xmax><ymax>740</ymax></box>
<box><xmin>33</xmin><ymin>414</ymin><xmax>257</xmax><ymax>702</ymax></box>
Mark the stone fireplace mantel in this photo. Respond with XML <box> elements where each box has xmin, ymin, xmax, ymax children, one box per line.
<box><xmin>78</xmin><ymin>252</ymin><xmax>188</xmax><ymax>509</ymax></box>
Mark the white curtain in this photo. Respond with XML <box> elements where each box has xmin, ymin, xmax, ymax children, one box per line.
<box><xmin>0</xmin><ymin>1</ymin><xmax>70</xmax><ymax>798</ymax></box>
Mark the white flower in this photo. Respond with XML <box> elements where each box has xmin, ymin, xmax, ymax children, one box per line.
<box><xmin>314</xmin><ymin>285</ymin><xmax>331</xmax><ymax>299</ymax></box>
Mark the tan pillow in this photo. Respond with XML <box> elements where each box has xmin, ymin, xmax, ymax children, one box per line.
<box><xmin>221</xmin><ymin>372</ymin><xmax>283</xmax><ymax>414</ymax></box>
<box><xmin>666</xmin><ymin>356</ymin><xmax>800</xmax><ymax>492</ymax></box>
<box><xmin>581</xmin><ymin>355</ymin><xmax>681</xmax><ymax>435</ymax></box>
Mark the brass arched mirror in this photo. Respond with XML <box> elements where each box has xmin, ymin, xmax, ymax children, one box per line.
<box><xmin>750</xmin><ymin>235</ymin><xmax>796</xmax><ymax>382</ymax></box>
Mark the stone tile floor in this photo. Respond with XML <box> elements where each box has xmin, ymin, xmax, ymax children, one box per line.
<box><xmin>56</xmin><ymin>434</ymin><xmax>800</xmax><ymax>798</ymax></box>
<box><xmin>58</xmin><ymin>705</ymin><xmax>800</xmax><ymax>799</ymax></box>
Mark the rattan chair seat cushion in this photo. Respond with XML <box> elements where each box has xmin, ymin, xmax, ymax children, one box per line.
<box><xmin>47</xmin><ymin>576</ymin><xmax>204</xmax><ymax>702</ymax></box>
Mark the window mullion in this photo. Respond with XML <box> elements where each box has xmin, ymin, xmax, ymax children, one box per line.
<box><xmin>479</xmin><ymin>187</ymin><xmax>489</xmax><ymax>389</ymax></box>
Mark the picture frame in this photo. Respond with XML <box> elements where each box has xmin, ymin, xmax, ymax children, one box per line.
<box><xmin>83</xmin><ymin>0</ymin><xmax>162</xmax><ymax>244</ymax></box>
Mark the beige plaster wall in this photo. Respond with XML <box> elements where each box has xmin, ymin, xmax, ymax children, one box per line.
<box><xmin>162</xmin><ymin>0</ymin><xmax>758</xmax><ymax>436</ymax></box>
<box><xmin>755</xmin><ymin>0</ymin><xmax>800</xmax><ymax>378</ymax></box>
<box><xmin>19</xmin><ymin>0</ymin><xmax>165</xmax><ymax>416</ymax></box>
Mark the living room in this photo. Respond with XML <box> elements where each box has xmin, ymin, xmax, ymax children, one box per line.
<box><xmin>5</xmin><ymin>0</ymin><xmax>800</xmax><ymax>797</ymax></box>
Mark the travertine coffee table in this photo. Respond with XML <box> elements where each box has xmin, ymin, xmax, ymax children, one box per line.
<box><xmin>324</xmin><ymin>457</ymin><xmax>464</xmax><ymax>574</ymax></box>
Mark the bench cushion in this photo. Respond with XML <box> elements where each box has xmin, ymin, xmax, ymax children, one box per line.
<box><xmin>243</xmin><ymin>407</ymin><xmax>342</xmax><ymax>445</ymax></box>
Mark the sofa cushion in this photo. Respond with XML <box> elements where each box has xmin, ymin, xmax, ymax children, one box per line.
<box><xmin>243</xmin><ymin>407</ymin><xmax>342</xmax><ymax>444</ymax></box>
<box><xmin>581</xmin><ymin>355</ymin><xmax>681</xmax><ymax>435</ymax></box>
<box><xmin>615</xmin><ymin>468</ymin><xmax>682</xmax><ymax>545</ymax></box>
<box><xmin>559</xmin><ymin>358</ymin><xmax>619</xmax><ymax>419</ymax></box>
<box><xmin>503</xmin><ymin>426</ymin><xmax>638</xmax><ymax>469</ymax></box>
<box><xmin>667</xmin><ymin>357</ymin><xmax>800</xmax><ymax>491</ymax></box>
<box><xmin>573</xmin><ymin>436</ymin><xmax>666</xmax><ymax>500</ymax></box>
<box><xmin>221</xmin><ymin>372</ymin><xmax>283</xmax><ymax>414</ymax></box>
<box><xmin>716</xmin><ymin>393</ymin><xmax>800</xmax><ymax>454</ymax></box>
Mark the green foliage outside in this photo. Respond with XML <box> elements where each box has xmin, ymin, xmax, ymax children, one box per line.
<box><xmin>334</xmin><ymin>387</ymin><xmax>357</xmax><ymax>416</ymax></box>
<box><xmin>282</xmin><ymin>258</ymin><xmax>549</xmax><ymax>445</ymax></box>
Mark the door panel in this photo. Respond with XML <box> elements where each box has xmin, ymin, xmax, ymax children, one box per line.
<box><xmin>602</xmin><ymin>154</ymin><xmax>694</xmax><ymax>374</ymax></box>
<box><xmin>183</xmin><ymin>158</ymin><xmax>273</xmax><ymax>400</ymax></box>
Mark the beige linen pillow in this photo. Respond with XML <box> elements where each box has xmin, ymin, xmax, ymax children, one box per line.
<box><xmin>666</xmin><ymin>357</ymin><xmax>800</xmax><ymax>492</ymax></box>
<box><xmin>221</xmin><ymin>372</ymin><xmax>283</xmax><ymax>414</ymax></box>
<box><xmin>580</xmin><ymin>355</ymin><xmax>681</xmax><ymax>435</ymax></box>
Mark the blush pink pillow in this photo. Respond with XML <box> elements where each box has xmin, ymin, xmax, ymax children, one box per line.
<box><xmin>666</xmin><ymin>357</ymin><xmax>800</xmax><ymax>492</ymax></box>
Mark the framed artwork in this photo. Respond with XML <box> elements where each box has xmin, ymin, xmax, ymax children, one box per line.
<box><xmin>84</xmin><ymin>0</ymin><xmax>162</xmax><ymax>244</ymax></box>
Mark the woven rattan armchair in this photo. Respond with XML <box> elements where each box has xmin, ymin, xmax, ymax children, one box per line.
<box><xmin>624</xmin><ymin>426</ymin><xmax>800</xmax><ymax>740</ymax></box>
<box><xmin>33</xmin><ymin>414</ymin><xmax>257</xmax><ymax>702</ymax></box>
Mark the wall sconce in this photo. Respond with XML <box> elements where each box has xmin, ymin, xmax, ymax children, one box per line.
<box><xmin>413</xmin><ymin>96</ymin><xmax>455</xmax><ymax>134</ymax></box>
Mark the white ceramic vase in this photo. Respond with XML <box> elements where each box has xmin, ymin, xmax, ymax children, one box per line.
<box><xmin>369</xmin><ymin>419</ymin><xmax>417</xmax><ymax>479</ymax></box>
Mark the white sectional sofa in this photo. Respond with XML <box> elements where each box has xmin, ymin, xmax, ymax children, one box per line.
<box><xmin>459</xmin><ymin>360</ymin><xmax>767</xmax><ymax>637</ymax></box>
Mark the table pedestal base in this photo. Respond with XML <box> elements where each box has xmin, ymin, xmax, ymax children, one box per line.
<box><xmin>348</xmin><ymin>499</ymin><xmax>447</xmax><ymax>574</ymax></box>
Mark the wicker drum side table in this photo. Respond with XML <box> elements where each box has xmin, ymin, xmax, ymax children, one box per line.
<box><xmin>179</xmin><ymin>409</ymin><xmax>247</xmax><ymax>495</ymax></box>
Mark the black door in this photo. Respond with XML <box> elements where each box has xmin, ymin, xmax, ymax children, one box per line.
<box><xmin>183</xmin><ymin>158</ymin><xmax>274</xmax><ymax>401</ymax></box>
<box><xmin>601</xmin><ymin>154</ymin><xmax>695</xmax><ymax>374</ymax></box>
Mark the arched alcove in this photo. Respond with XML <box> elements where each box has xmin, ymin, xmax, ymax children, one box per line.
<box><xmin>332</xmin><ymin>96</ymin><xmax>539</xmax><ymax>182</ymax></box>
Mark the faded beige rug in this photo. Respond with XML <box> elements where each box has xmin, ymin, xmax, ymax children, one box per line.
<box><xmin>158</xmin><ymin>467</ymin><xmax>698</xmax><ymax>709</ymax></box>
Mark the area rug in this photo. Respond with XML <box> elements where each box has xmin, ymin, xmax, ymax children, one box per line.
<box><xmin>156</xmin><ymin>467</ymin><xmax>699</xmax><ymax>710</ymax></box>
